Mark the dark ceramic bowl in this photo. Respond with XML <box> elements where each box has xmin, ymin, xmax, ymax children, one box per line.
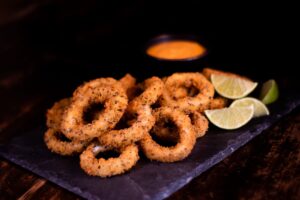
<box><xmin>142</xmin><ymin>34</ymin><xmax>210</xmax><ymax>77</ymax></box>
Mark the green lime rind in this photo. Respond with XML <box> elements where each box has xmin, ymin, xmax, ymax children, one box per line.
<box><xmin>260</xmin><ymin>79</ymin><xmax>279</xmax><ymax>105</ymax></box>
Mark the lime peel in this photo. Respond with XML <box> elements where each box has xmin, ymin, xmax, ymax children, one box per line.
<box><xmin>260</xmin><ymin>79</ymin><xmax>279</xmax><ymax>105</ymax></box>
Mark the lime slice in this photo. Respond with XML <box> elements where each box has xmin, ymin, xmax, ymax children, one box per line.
<box><xmin>230</xmin><ymin>97</ymin><xmax>269</xmax><ymax>117</ymax></box>
<box><xmin>211</xmin><ymin>74</ymin><xmax>258</xmax><ymax>99</ymax></box>
<box><xmin>204</xmin><ymin>106</ymin><xmax>254</xmax><ymax>130</ymax></box>
<box><xmin>260</xmin><ymin>79</ymin><xmax>279</xmax><ymax>105</ymax></box>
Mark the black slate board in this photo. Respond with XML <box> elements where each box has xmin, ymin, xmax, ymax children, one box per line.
<box><xmin>1</xmin><ymin>94</ymin><xmax>300</xmax><ymax>200</ymax></box>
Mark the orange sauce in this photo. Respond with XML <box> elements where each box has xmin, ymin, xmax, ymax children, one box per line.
<box><xmin>146</xmin><ymin>40</ymin><xmax>206</xmax><ymax>60</ymax></box>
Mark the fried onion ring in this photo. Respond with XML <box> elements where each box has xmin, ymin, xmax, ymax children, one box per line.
<box><xmin>209</xmin><ymin>97</ymin><xmax>228</xmax><ymax>110</ymax></box>
<box><xmin>45</xmin><ymin>98</ymin><xmax>91</xmax><ymax>155</ymax></box>
<box><xmin>80</xmin><ymin>142</ymin><xmax>139</xmax><ymax>177</ymax></box>
<box><xmin>61</xmin><ymin>81</ymin><xmax>128</xmax><ymax>140</ymax></box>
<box><xmin>98</xmin><ymin>105</ymin><xmax>155</xmax><ymax>148</ymax></box>
<box><xmin>190</xmin><ymin>111</ymin><xmax>209</xmax><ymax>138</ymax></box>
<box><xmin>160</xmin><ymin>72</ymin><xmax>214</xmax><ymax>112</ymax></box>
<box><xmin>171</xmin><ymin>86</ymin><xmax>189</xmax><ymax>100</ymax></box>
<box><xmin>44</xmin><ymin>129</ymin><xmax>91</xmax><ymax>156</ymax></box>
<box><xmin>119</xmin><ymin>73</ymin><xmax>136</xmax><ymax>100</ymax></box>
<box><xmin>73</xmin><ymin>77</ymin><xmax>119</xmax><ymax>97</ymax></box>
<box><xmin>151</xmin><ymin>110</ymin><xmax>208</xmax><ymax>142</ymax></box>
<box><xmin>140</xmin><ymin>107</ymin><xmax>196</xmax><ymax>162</ymax></box>
<box><xmin>127</xmin><ymin>76</ymin><xmax>164</xmax><ymax>111</ymax></box>
<box><xmin>151</xmin><ymin>120</ymin><xmax>178</xmax><ymax>143</ymax></box>
<box><xmin>46</xmin><ymin>98</ymin><xmax>71</xmax><ymax>131</ymax></box>
<box><xmin>197</xmin><ymin>96</ymin><xmax>228</xmax><ymax>113</ymax></box>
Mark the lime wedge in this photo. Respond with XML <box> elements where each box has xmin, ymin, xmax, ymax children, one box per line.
<box><xmin>260</xmin><ymin>79</ymin><xmax>279</xmax><ymax>105</ymax></box>
<box><xmin>230</xmin><ymin>97</ymin><xmax>269</xmax><ymax>117</ymax></box>
<box><xmin>211</xmin><ymin>74</ymin><xmax>258</xmax><ymax>99</ymax></box>
<box><xmin>204</xmin><ymin>106</ymin><xmax>254</xmax><ymax>130</ymax></box>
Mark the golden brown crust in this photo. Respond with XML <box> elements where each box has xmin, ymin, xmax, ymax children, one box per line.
<box><xmin>80</xmin><ymin>142</ymin><xmax>139</xmax><ymax>177</ymax></box>
<box><xmin>119</xmin><ymin>74</ymin><xmax>137</xmax><ymax>100</ymax></box>
<box><xmin>190</xmin><ymin>111</ymin><xmax>209</xmax><ymax>138</ymax></box>
<box><xmin>44</xmin><ymin>129</ymin><xmax>91</xmax><ymax>156</ymax></box>
<box><xmin>151</xmin><ymin>110</ymin><xmax>208</xmax><ymax>142</ymax></box>
<box><xmin>160</xmin><ymin>72</ymin><xmax>214</xmax><ymax>112</ymax></box>
<box><xmin>46</xmin><ymin>98</ymin><xmax>71</xmax><ymax>131</ymax></box>
<box><xmin>72</xmin><ymin>78</ymin><xmax>119</xmax><ymax>97</ymax></box>
<box><xmin>140</xmin><ymin>107</ymin><xmax>196</xmax><ymax>162</ymax></box>
<box><xmin>45</xmin><ymin>98</ymin><xmax>91</xmax><ymax>155</ymax></box>
<box><xmin>198</xmin><ymin>96</ymin><xmax>229</xmax><ymax>113</ymax></box>
<box><xmin>98</xmin><ymin>76</ymin><xmax>163</xmax><ymax>148</ymax></box>
<box><xmin>171</xmin><ymin>86</ymin><xmax>189</xmax><ymax>99</ymax></box>
<box><xmin>127</xmin><ymin>76</ymin><xmax>164</xmax><ymax>111</ymax></box>
<box><xmin>61</xmin><ymin>79</ymin><xmax>128</xmax><ymax>140</ymax></box>
<box><xmin>209</xmin><ymin>97</ymin><xmax>228</xmax><ymax>110</ymax></box>
<box><xmin>44</xmin><ymin>71</ymin><xmax>234</xmax><ymax>177</ymax></box>
<box><xmin>98</xmin><ymin>105</ymin><xmax>155</xmax><ymax>148</ymax></box>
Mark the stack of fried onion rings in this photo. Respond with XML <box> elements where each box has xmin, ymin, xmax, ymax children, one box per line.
<box><xmin>44</xmin><ymin>69</ymin><xmax>233</xmax><ymax>177</ymax></box>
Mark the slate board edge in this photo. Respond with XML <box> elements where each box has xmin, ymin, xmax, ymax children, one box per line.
<box><xmin>151</xmin><ymin>96</ymin><xmax>300</xmax><ymax>200</ymax></box>
<box><xmin>1</xmin><ymin>96</ymin><xmax>300</xmax><ymax>200</ymax></box>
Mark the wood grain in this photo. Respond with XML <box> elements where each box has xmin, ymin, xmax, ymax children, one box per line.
<box><xmin>18</xmin><ymin>179</ymin><xmax>46</xmax><ymax>200</ymax></box>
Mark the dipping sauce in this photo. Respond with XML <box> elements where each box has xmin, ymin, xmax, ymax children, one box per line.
<box><xmin>146</xmin><ymin>40</ymin><xmax>206</xmax><ymax>61</ymax></box>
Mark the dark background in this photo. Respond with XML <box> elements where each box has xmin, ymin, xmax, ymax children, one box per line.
<box><xmin>0</xmin><ymin>0</ymin><xmax>297</xmax><ymax>92</ymax></box>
